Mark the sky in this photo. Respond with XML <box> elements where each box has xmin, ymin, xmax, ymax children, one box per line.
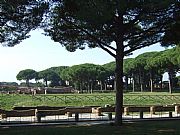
<box><xmin>0</xmin><ymin>29</ymin><xmax>167</xmax><ymax>83</ymax></box>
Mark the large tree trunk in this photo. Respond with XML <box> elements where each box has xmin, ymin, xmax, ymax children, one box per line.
<box><xmin>114</xmin><ymin>23</ymin><xmax>124</xmax><ymax>125</ymax></box>
<box><xmin>115</xmin><ymin>48</ymin><xmax>124</xmax><ymax>126</ymax></box>
<box><xmin>113</xmin><ymin>6</ymin><xmax>124</xmax><ymax>125</ymax></box>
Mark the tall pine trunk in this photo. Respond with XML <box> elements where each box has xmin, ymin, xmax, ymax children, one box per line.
<box><xmin>115</xmin><ymin>49</ymin><xmax>124</xmax><ymax>126</ymax></box>
<box><xmin>115</xmin><ymin>26</ymin><xmax>124</xmax><ymax>125</ymax></box>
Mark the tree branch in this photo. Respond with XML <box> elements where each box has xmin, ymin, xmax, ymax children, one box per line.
<box><xmin>124</xmin><ymin>39</ymin><xmax>162</xmax><ymax>55</ymax></box>
<box><xmin>62</xmin><ymin>17</ymin><xmax>117</xmax><ymax>57</ymax></box>
<box><xmin>97</xmin><ymin>42</ymin><xmax>116</xmax><ymax>58</ymax></box>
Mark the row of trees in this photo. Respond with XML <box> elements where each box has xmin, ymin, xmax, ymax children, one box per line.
<box><xmin>122</xmin><ymin>46</ymin><xmax>180</xmax><ymax>93</ymax></box>
<box><xmin>16</xmin><ymin>66</ymin><xmax>67</xmax><ymax>87</ymax></box>
<box><xmin>17</xmin><ymin>47</ymin><xmax>180</xmax><ymax>93</ymax></box>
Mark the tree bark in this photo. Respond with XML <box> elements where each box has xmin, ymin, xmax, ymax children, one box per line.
<box><xmin>160</xmin><ymin>75</ymin><xmax>163</xmax><ymax>90</ymax></box>
<box><xmin>124</xmin><ymin>75</ymin><xmax>128</xmax><ymax>90</ymax></box>
<box><xmin>113</xmin><ymin>4</ymin><xmax>124</xmax><ymax>124</ymax></box>
<box><xmin>114</xmin><ymin>15</ymin><xmax>124</xmax><ymax>125</ymax></box>
<box><xmin>45</xmin><ymin>80</ymin><xmax>48</xmax><ymax>87</ymax></box>
<box><xmin>90</xmin><ymin>82</ymin><xmax>93</xmax><ymax>94</ymax></box>
<box><xmin>150</xmin><ymin>78</ymin><xmax>153</xmax><ymax>92</ymax></box>
<box><xmin>100</xmin><ymin>81</ymin><xmax>103</xmax><ymax>92</ymax></box>
<box><xmin>132</xmin><ymin>77</ymin><xmax>135</xmax><ymax>92</ymax></box>
<box><xmin>115</xmin><ymin>45</ymin><xmax>124</xmax><ymax>126</ymax></box>
<box><xmin>150</xmin><ymin>71</ymin><xmax>154</xmax><ymax>92</ymax></box>
<box><xmin>80</xmin><ymin>82</ymin><xmax>83</xmax><ymax>93</ymax></box>
<box><xmin>26</xmin><ymin>79</ymin><xmax>30</xmax><ymax>87</ymax></box>
<box><xmin>168</xmin><ymin>71</ymin><xmax>173</xmax><ymax>94</ymax></box>
<box><xmin>104</xmin><ymin>83</ymin><xmax>107</xmax><ymax>91</ymax></box>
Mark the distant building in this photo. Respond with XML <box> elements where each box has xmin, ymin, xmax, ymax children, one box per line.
<box><xmin>45</xmin><ymin>87</ymin><xmax>74</xmax><ymax>94</ymax></box>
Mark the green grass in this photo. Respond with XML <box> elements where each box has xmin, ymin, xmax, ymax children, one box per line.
<box><xmin>0</xmin><ymin>120</ymin><xmax>180</xmax><ymax>135</ymax></box>
<box><xmin>1</xmin><ymin>92</ymin><xmax>180</xmax><ymax>110</ymax></box>
<box><xmin>0</xmin><ymin>94</ymin><xmax>115</xmax><ymax>110</ymax></box>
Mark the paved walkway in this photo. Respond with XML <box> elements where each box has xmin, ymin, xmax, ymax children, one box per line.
<box><xmin>1</xmin><ymin>112</ymin><xmax>180</xmax><ymax>127</ymax></box>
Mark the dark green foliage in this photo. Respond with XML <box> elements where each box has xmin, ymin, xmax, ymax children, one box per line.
<box><xmin>48</xmin><ymin>66</ymin><xmax>68</xmax><ymax>86</ymax></box>
<box><xmin>37</xmin><ymin>69</ymin><xmax>61</xmax><ymax>87</ymax></box>
<box><xmin>44</xmin><ymin>0</ymin><xmax>179</xmax><ymax>55</ymax></box>
<box><xmin>123</xmin><ymin>58</ymin><xmax>134</xmax><ymax>75</ymax></box>
<box><xmin>16</xmin><ymin>69</ymin><xmax>37</xmax><ymax>87</ymax></box>
<box><xmin>103</xmin><ymin>61</ymin><xmax>115</xmax><ymax>76</ymax></box>
<box><xmin>61</xmin><ymin>63</ymin><xmax>108</xmax><ymax>92</ymax></box>
<box><xmin>0</xmin><ymin>0</ymin><xmax>49</xmax><ymax>46</ymax></box>
<box><xmin>161</xmin><ymin>2</ymin><xmax>180</xmax><ymax>47</ymax></box>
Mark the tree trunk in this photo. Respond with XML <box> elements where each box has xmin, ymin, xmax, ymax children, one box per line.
<box><xmin>124</xmin><ymin>75</ymin><xmax>128</xmax><ymax>90</ymax></box>
<box><xmin>104</xmin><ymin>83</ymin><xmax>107</xmax><ymax>91</ymax></box>
<box><xmin>113</xmin><ymin>6</ymin><xmax>124</xmax><ymax>125</ymax></box>
<box><xmin>168</xmin><ymin>71</ymin><xmax>173</xmax><ymax>94</ymax></box>
<box><xmin>100</xmin><ymin>81</ymin><xmax>103</xmax><ymax>92</ymax></box>
<box><xmin>114</xmin><ymin>79</ymin><xmax>116</xmax><ymax>91</ymax></box>
<box><xmin>140</xmin><ymin>84</ymin><xmax>143</xmax><ymax>92</ymax></box>
<box><xmin>160</xmin><ymin>75</ymin><xmax>163</xmax><ymax>90</ymax></box>
<box><xmin>88</xmin><ymin>83</ymin><xmax>90</xmax><ymax>93</ymax></box>
<box><xmin>150</xmin><ymin>78</ymin><xmax>153</xmax><ymax>92</ymax></box>
<box><xmin>150</xmin><ymin>71</ymin><xmax>154</xmax><ymax>92</ymax></box>
<box><xmin>45</xmin><ymin>80</ymin><xmax>48</xmax><ymax>87</ymax></box>
<box><xmin>138</xmin><ymin>70</ymin><xmax>141</xmax><ymax>91</ymax></box>
<box><xmin>26</xmin><ymin>79</ymin><xmax>29</xmax><ymax>87</ymax></box>
<box><xmin>115</xmin><ymin>48</ymin><xmax>124</xmax><ymax>126</ymax></box>
<box><xmin>140</xmin><ymin>70</ymin><xmax>144</xmax><ymax>92</ymax></box>
<box><xmin>90</xmin><ymin>82</ymin><xmax>93</xmax><ymax>94</ymax></box>
<box><xmin>132</xmin><ymin>79</ymin><xmax>135</xmax><ymax>92</ymax></box>
<box><xmin>114</xmin><ymin>16</ymin><xmax>124</xmax><ymax>125</ymax></box>
<box><xmin>132</xmin><ymin>73</ymin><xmax>135</xmax><ymax>92</ymax></box>
<box><xmin>80</xmin><ymin>82</ymin><xmax>83</xmax><ymax>93</ymax></box>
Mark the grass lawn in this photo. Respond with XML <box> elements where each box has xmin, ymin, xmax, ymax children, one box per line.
<box><xmin>1</xmin><ymin>92</ymin><xmax>180</xmax><ymax>110</ymax></box>
<box><xmin>0</xmin><ymin>120</ymin><xmax>180</xmax><ymax>135</ymax></box>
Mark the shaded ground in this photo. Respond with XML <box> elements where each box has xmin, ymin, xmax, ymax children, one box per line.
<box><xmin>0</xmin><ymin>120</ymin><xmax>180</xmax><ymax>135</ymax></box>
